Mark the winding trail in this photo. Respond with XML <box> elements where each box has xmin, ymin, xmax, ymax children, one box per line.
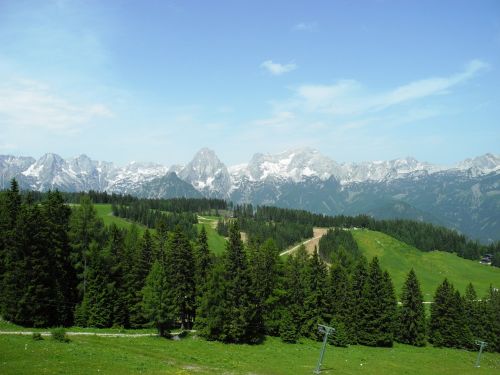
<box><xmin>280</xmin><ymin>227</ymin><xmax>329</xmax><ymax>256</ymax></box>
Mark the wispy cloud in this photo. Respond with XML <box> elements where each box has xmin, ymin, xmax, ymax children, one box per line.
<box><xmin>260</xmin><ymin>60</ymin><xmax>297</xmax><ymax>75</ymax></box>
<box><xmin>286</xmin><ymin>59</ymin><xmax>489</xmax><ymax>116</ymax></box>
<box><xmin>293</xmin><ymin>22</ymin><xmax>318</xmax><ymax>32</ymax></box>
<box><xmin>0</xmin><ymin>78</ymin><xmax>114</xmax><ymax>133</ymax></box>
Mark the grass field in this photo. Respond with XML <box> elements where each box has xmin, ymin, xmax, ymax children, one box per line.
<box><xmin>93</xmin><ymin>204</ymin><xmax>148</xmax><ymax>234</ymax></box>
<box><xmin>352</xmin><ymin>229</ymin><xmax>500</xmax><ymax>301</ymax></box>
<box><xmin>0</xmin><ymin>331</ymin><xmax>499</xmax><ymax>375</ymax></box>
<box><xmin>196</xmin><ymin>216</ymin><xmax>227</xmax><ymax>254</ymax></box>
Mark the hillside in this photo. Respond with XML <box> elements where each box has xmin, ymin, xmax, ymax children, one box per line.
<box><xmin>352</xmin><ymin>230</ymin><xmax>500</xmax><ymax>301</ymax></box>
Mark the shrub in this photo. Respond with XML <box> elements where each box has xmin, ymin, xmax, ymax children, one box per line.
<box><xmin>51</xmin><ymin>327</ymin><xmax>70</xmax><ymax>343</ymax></box>
<box><xmin>32</xmin><ymin>332</ymin><xmax>43</xmax><ymax>341</ymax></box>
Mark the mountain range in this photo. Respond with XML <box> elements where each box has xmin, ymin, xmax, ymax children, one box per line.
<box><xmin>1</xmin><ymin>148</ymin><xmax>499</xmax><ymax>242</ymax></box>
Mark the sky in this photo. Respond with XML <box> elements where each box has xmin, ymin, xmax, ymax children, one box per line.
<box><xmin>0</xmin><ymin>0</ymin><xmax>499</xmax><ymax>166</ymax></box>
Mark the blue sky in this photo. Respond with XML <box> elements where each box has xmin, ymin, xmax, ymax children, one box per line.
<box><xmin>0</xmin><ymin>0</ymin><xmax>499</xmax><ymax>166</ymax></box>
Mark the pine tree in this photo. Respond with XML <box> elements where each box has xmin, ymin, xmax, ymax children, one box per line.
<box><xmin>223</xmin><ymin>221</ymin><xmax>261</xmax><ymax>342</ymax></box>
<box><xmin>167</xmin><ymin>226</ymin><xmax>196</xmax><ymax>329</ymax></box>
<box><xmin>249</xmin><ymin>239</ymin><xmax>281</xmax><ymax>336</ymax></box>
<box><xmin>194</xmin><ymin>226</ymin><xmax>212</xmax><ymax>312</ymax></box>
<box><xmin>0</xmin><ymin>180</ymin><xmax>22</xmax><ymax>320</ymax></box>
<box><xmin>69</xmin><ymin>196</ymin><xmax>105</xmax><ymax>301</ymax></box>
<box><xmin>129</xmin><ymin>229</ymin><xmax>155</xmax><ymax>327</ymax></box>
<box><xmin>357</xmin><ymin>257</ymin><xmax>396</xmax><ymax>347</ymax></box>
<box><xmin>397</xmin><ymin>269</ymin><xmax>426</xmax><ymax>346</ymax></box>
<box><xmin>42</xmin><ymin>191</ymin><xmax>77</xmax><ymax>326</ymax></box>
<box><xmin>429</xmin><ymin>278</ymin><xmax>472</xmax><ymax>349</ymax></box>
<box><xmin>195</xmin><ymin>258</ymin><xmax>227</xmax><ymax>340</ymax></box>
<box><xmin>349</xmin><ymin>256</ymin><xmax>368</xmax><ymax>343</ymax></box>
<box><xmin>327</xmin><ymin>262</ymin><xmax>352</xmax><ymax>341</ymax></box>
<box><xmin>279</xmin><ymin>309</ymin><xmax>299</xmax><ymax>343</ymax></box>
<box><xmin>281</xmin><ymin>245</ymin><xmax>309</xmax><ymax>342</ymax></box>
<box><xmin>463</xmin><ymin>283</ymin><xmax>486</xmax><ymax>348</ymax></box>
<box><xmin>303</xmin><ymin>248</ymin><xmax>329</xmax><ymax>340</ymax></box>
<box><xmin>142</xmin><ymin>260</ymin><xmax>174</xmax><ymax>336</ymax></box>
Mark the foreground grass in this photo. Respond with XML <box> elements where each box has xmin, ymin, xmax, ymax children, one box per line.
<box><xmin>353</xmin><ymin>230</ymin><xmax>500</xmax><ymax>301</ymax></box>
<box><xmin>0</xmin><ymin>333</ymin><xmax>498</xmax><ymax>375</ymax></box>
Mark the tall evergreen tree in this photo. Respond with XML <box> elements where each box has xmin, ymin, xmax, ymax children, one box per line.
<box><xmin>42</xmin><ymin>191</ymin><xmax>77</xmax><ymax>326</ymax></box>
<box><xmin>358</xmin><ymin>257</ymin><xmax>396</xmax><ymax>347</ymax></box>
<box><xmin>303</xmin><ymin>248</ymin><xmax>329</xmax><ymax>340</ymax></box>
<box><xmin>327</xmin><ymin>262</ymin><xmax>353</xmax><ymax>343</ymax></box>
<box><xmin>249</xmin><ymin>239</ymin><xmax>282</xmax><ymax>336</ymax></box>
<box><xmin>69</xmin><ymin>196</ymin><xmax>105</xmax><ymax>300</ymax></box>
<box><xmin>463</xmin><ymin>283</ymin><xmax>486</xmax><ymax>348</ymax></box>
<box><xmin>349</xmin><ymin>256</ymin><xmax>368</xmax><ymax>343</ymax></box>
<box><xmin>429</xmin><ymin>278</ymin><xmax>472</xmax><ymax>349</ymax></box>
<box><xmin>167</xmin><ymin>226</ymin><xmax>196</xmax><ymax>329</ymax></box>
<box><xmin>194</xmin><ymin>226</ymin><xmax>212</xmax><ymax>312</ymax></box>
<box><xmin>281</xmin><ymin>245</ymin><xmax>309</xmax><ymax>342</ymax></box>
<box><xmin>142</xmin><ymin>260</ymin><xmax>174</xmax><ymax>336</ymax></box>
<box><xmin>397</xmin><ymin>269</ymin><xmax>426</xmax><ymax>346</ymax></box>
<box><xmin>0</xmin><ymin>180</ymin><xmax>22</xmax><ymax>319</ymax></box>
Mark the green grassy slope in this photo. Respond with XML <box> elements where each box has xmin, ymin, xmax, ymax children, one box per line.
<box><xmin>94</xmin><ymin>204</ymin><xmax>147</xmax><ymax>233</ymax></box>
<box><xmin>196</xmin><ymin>216</ymin><xmax>227</xmax><ymax>254</ymax></box>
<box><xmin>1</xmin><ymin>333</ymin><xmax>498</xmax><ymax>375</ymax></box>
<box><xmin>352</xmin><ymin>229</ymin><xmax>500</xmax><ymax>301</ymax></box>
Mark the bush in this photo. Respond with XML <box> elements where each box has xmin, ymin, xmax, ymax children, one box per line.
<box><xmin>51</xmin><ymin>327</ymin><xmax>70</xmax><ymax>343</ymax></box>
<box><xmin>32</xmin><ymin>332</ymin><xmax>43</xmax><ymax>341</ymax></box>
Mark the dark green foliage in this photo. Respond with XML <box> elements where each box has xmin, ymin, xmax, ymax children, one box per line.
<box><xmin>281</xmin><ymin>246</ymin><xmax>309</xmax><ymax>342</ymax></box>
<box><xmin>326</xmin><ymin>263</ymin><xmax>353</xmax><ymax>341</ymax></box>
<box><xmin>31</xmin><ymin>332</ymin><xmax>43</xmax><ymax>341</ymax></box>
<box><xmin>167</xmin><ymin>226</ymin><xmax>196</xmax><ymax>329</ymax></box>
<box><xmin>195</xmin><ymin>258</ymin><xmax>227</xmax><ymax>340</ymax></box>
<box><xmin>329</xmin><ymin>318</ymin><xmax>349</xmax><ymax>347</ymax></box>
<box><xmin>198</xmin><ymin>222</ymin><xmax>261</xmax><ymax>343</ymax></box>
<box><xmin>397</xmin><ymin>269</ymin><xmax>426</xmax><ymax>346</ymax></box>
<box><xmin>349</xmin><ymin>257</ymin><xmax>368</xmax><ymax>343</ymax></box>
<box><xmin>302</xmin><ymin>249</ymin><xmax>329</xmax><ymax>340</ymax></box>
<box><xmin>113</xmin><ymin>202</ymin><xmax>197</xmax><ymax>239</ymax></box>
<box><xmin>194</xmin><ymin>226</ymin><xmax>212</xmax><ymax>314</ymax></box>
<box><xmin>248</xmin><ymin>239</ymin><xmax>282</xmax><ymax>336</ymax></box>
<box><xmin>319</xmin><ymin>228</ymin><xmax>361</xmax><ymax>267</ymax></box>
<box><xmin>279</xmin><ymin>309</ymin><xmax>299</xmax><ymax>343</ymax></box>
<box><xmin>429</xmin><ymin>279</ymin><xmax>472</xmax><ymax>349</ymax></box>
<box><xmin>357</xmin><ymin>257</ymin><xmax>397</xmax><ymax>347</ymax></box>
<box><xmin>51</xmin><ymin>327</ymin><xmax>70</xmax><ymax>343</ymax></box>
<box><xmin>142</xmin><ymin>261</ymin><xmax>174</xmax><ymax>336</ymax></box>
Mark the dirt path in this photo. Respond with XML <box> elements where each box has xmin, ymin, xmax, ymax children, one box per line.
<box><xmin>280</xmin><ymin>227</ymin><xmax>329</xmax><ymax>256</ymax></box>
<box><xmin>0</xmin><ymin>330</ymin><xmax>195</xmax><ymax>337</ymax></box>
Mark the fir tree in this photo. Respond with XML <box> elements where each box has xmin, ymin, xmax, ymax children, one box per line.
<box><xmin>358</xmin><ymin>257</ymin><xmax>396</xmax><ymax>347</ymax></box>
<box><xmin>249</xmin><ymin>239</ymin><xmax>281</xmax><ymax>336</ymax></box>
<box><xmin>279</xmin><ymin>309</ymin><xmax>299</xmax><ymax>343</ymax></box>
<box><xmin>222</xmin><ymin>221</ymin><xmax>261</xmax><ymax>342</ymax></box>
<box><xmin>327</xmin><ymin>262</ymin><xmax>352</xmax><ymax>341</ymax></box>
<box><xmin>349</xmin><ymin>256</ymin><xmax>368</xmax><ymax>343</ymax></box>
<box><xmin>303</xmin><ymin>248</ymin><xmax>329</xmax><ymax>340</ymax></box>
<box><xmin>463</xmin><ymin>283</ymin><xmax>486</xmax><ymax>348</ymax></box>
<box><xmin>167</xmin><ymin>226</ymin><xmax>196</xmax><ymax>329</ymax></box>
<box><xmin>194</xmin><ymin>226</ymin><xmax>212</xmax><ymax>311</ymax></box>
<box><xmin>429</xmin><ymin>278</ymin><xmax>472</xmax><ymax>349</ymax></box>
<box><xmin>397</xmin><ymin>269</ymin><xmax>426</xmax><ymax>346</ymax></box>
<box><xmin>281</xmin><ymin>245</ymin><xmax>309</xmax><ymax>342</ymax></box>
<box><xmin>142</xmin><ymin>260</ymin><xmax>174</xmax><ymax>336</ymax></box>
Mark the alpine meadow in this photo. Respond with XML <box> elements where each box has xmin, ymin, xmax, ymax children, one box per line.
<box><xmin>1</xmin><ymin>1</ymin><xmax>500</xmax><ymax>374</ymax></box>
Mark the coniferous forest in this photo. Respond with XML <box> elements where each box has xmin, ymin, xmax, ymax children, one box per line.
<box><xmin>0</xmin><ymin>179</ymin><xmax>499</xmax><ymax>353</ymax></box>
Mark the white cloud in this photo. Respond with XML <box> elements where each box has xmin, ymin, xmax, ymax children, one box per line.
<box><xmin>260</xmin><ymin>60</ymin><xmax>297</xmax><ymax>75</ymax></box>
<box><xmin>293</xmin><ymin>22</ymin><xmax>319</xmax><ymax>32</ymax></box>
<box><xmin>288</xmin><ymin>59</ymin><xmax>489</xmax><ymax>116</ymax></box>
<box><xmin>0</xmin><ymin>78</ymin><xmax>114</xmax><ymax>133</ymax></box>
